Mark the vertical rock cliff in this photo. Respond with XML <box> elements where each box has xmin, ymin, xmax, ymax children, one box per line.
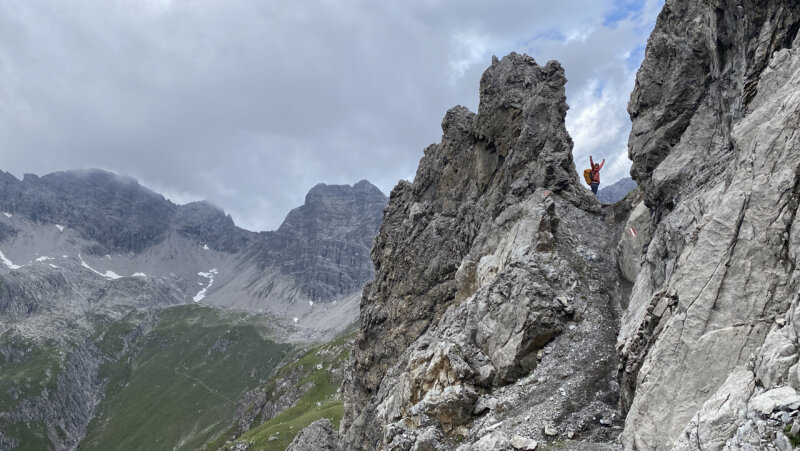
<box><xmin>618</xmin><ymin>0</ymin><xmax>800</xmax><ymax>449</ymax></box>
<box><xmin>274</xmin><ymin>1</ymin><xmax>800</xmax><ymax>449</ymax></box>
<box><xmin>340</xmin><ymin>53</ymin><xmax>632</xmax><ymax>450</ymax></box>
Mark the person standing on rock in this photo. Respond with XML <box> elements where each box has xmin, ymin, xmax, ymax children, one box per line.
<box><xmin>589</xmin><ymin>156</ymin><xmax>605</xmax><ymax>195</ymax></box>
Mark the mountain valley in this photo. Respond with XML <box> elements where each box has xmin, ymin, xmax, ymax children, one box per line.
<box><xmin>0</xmin><ymin>171</ymin><xmax>386</xmax><ymax>450</ymax></box>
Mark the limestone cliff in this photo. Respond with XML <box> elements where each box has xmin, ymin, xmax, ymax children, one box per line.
<box><xmin>340</xmin><ymin>53</ymin><xmax>631</xmax><ymax>450</ymax></box>
<box><xmin>618</xmin><ymin>0</ymin><xmax>800</xmax><ymax>449</ymax></box>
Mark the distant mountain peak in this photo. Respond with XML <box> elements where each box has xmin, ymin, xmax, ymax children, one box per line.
<box><xmin>597</xmin><ymin>176</ymin><xmax>637</xmax><ymax>204</ymax></box>
<box><xmin>305</xmin><ymin>180</ymin><xmax>385</xmax><ymax>205</ymax></box>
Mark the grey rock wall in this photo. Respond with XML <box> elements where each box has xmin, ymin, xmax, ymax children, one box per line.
<box><xmin>340</xmin><ymin>53</ymin><xmax>630</xmax><ymax>450</ymax></box>
<box><xmin>618</xmin><ymin>0</ymin><xmax>800</xmax><ymax>449</ymax></box>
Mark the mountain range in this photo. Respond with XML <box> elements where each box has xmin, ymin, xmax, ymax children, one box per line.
<box><xmin>0</xmin><ymin>171</ymin><xmax>386</xmax><ymax>450</ymax></box>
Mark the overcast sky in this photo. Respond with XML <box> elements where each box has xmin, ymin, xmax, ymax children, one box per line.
<box><xmin>0</xmin><ymin>0</ymin><xmax>663</xmax><ymax>231</ymax></box>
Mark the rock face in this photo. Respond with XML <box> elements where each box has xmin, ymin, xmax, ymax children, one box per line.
<box><xmin>618</xmin><ymin>0</ymin><xmax>800</xmax><ymax>449</ymax></box>
<box><xmin>335</xmin><ymin>2</ymin><xmax>800</xmax><ymax>448</ymax></box>
<box><xmin>286</xmin><ymin>419</ymin><xmax>339</xmax><ymax>451</ymax></box>
<box><xmin>340</xmin><ymin>53</ymin><xmax>631</xmax><ymax>450</ymax></box>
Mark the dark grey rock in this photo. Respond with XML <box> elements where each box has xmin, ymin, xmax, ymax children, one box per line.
<box><xmin>0</xmin><ymin>169</ymin><xmax>255</xmax><ymax>254</ymax></box>
<box><xmin>286</xmin><ymin>419</ymin><xmax>339</xmax><ymax>451</ymax></box>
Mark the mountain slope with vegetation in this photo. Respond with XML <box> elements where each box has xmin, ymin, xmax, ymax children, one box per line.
<box><xmin>0</xmin><ymin>172</ymin><xmax>384</xmax><ymax>450</ymax></box>
<box><xmin>205</xmin><ymin>332</ymin><xmax>354</xmax><ymax>451</ymax></box>
<box><xmin>80</xmin><ymin>305</ymin><xmax>294</xmax><ymax>451</ymax></box>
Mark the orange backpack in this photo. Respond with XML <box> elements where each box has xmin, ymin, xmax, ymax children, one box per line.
<box><xmin>583</xmin><ymin>169</ymin><xmax>593</xmax><ymax>185</ymax></box>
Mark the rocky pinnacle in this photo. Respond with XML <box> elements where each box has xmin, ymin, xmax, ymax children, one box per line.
<box><xmin>339</xmin><ymin>53</ymin><xmax>626</xmax><ymax>450</ymax></box>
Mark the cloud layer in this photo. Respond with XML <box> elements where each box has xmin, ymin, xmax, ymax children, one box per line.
<box><xmin>0</xmin><ymin>0</ymin><xmax>663</xmax><ymax>230</ymax></box>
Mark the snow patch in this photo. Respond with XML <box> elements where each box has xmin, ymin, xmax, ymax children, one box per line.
<box><xmin>203</xmin><ymin>244</ymin><xmax>210</xmax><ymax>251</ymax></box>
<box><xmin>194</xmin><ymin>268</ymin><xmax>219</xmax><ymax>302</ymax></box>
<box><xmin>132</xmin><ymin>272</ymin><xmax>147</xmax><ymax>278</ymax></box>
<box><xmin>55</xmin><ymin>225</ymin><xmax>64</xmax><ymax>232</ymax></box>
<box><xmin>3</xmin><ymin>212</ymin><xmax>11</xmax><ymax>218</ymax></box>
<box><xmin>35</xmin><ymin>256</ymin><xmax>54</xmax><ymax>262</ymax></box>
<box><xmin>49</xmin><ymin>264</ymin><xmax>59</xmax><ymax>269</ymax></box>
<box><xmin>79</xmin><ymin>254</ymin><xmax>121</xmax><ymax>280</ymax></box>
<box><xmin>0</xmin><ymin>250</ymin><xmax>21</xmax><ymax>269</ymax></box>
<box><xmin>309</xmin><ymin>301</ymin><xmax>314</xmax><ymax>307</ymax></box>
<box><xmin>293</xmin><ymin>317</ymin><xmax>299</xmax><ymax>324</ymax></box>
<box><xmin>62</xmin><ymin>255</ymin><xmax>68</xmax><ymax>259</ymax></box>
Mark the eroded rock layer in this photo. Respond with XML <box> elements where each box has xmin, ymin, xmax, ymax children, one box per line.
<box><xmin>340</xmin><ymin>53</ymin><xmax>630</xmax><ymax>450</ymax></box>
<box><xmin>618</xmin><ymin>0</ymin><xmax>800</xmax><ymax>449</ymax></box>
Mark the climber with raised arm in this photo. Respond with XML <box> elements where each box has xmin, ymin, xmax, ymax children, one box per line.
<box><xmin>589</xmin><ymin>156</ymin><xmax>605</xmax><ymax>195</ymax></box>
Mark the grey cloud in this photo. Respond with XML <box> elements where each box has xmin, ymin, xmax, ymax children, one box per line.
<box><xmin>0</xmin><ymin>0</ymin><xmax>663</xmax><ymax>230</ymax></box>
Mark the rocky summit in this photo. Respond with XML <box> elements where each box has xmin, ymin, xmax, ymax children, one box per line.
<box><xmin>5</xmin><ymin>0</ymin><xmax>800</xmax><ymax>449</ymax></box>
<box><xmin>340</xmin><ymin>52</ymin><xmax>627</xmax><ymax>450</ymax></box>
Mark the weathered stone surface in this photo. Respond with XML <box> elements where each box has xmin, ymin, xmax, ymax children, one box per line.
<box><xmin>285</xmin><ymin>419</ymin><xmax>339</xmax><ymax>451</ymax></box>
<box><xmin>341</xmin><ymin>53</ymin><xmax>629</xmax><ymax>451</ymax></box>
<box><xmin>618</xmin><ymin>0</ymin><xmax>800</xmax><ymax>449</ymax></box>
<box><xmin>672</xmin><ymin>367</ymin><xmax>756</xmax><ymax>451</ymax></box>
<box><xmin>250</xmin><ymin>180</ymin><xmax>387</xmax><ymax>301</ymax></box>
<box><xmin>750</xmin><ymin>387</ymin><xmax>800</xmax><ymax>415</ymax></box>
<box><xmin>510</xmin><ymin>435</ymin><xmax>538</xmax><ymax>450</ymax></box>
<box><xmin>755</xmin><ymin>326</ymin><xmax>799</xmax><ymax>390</ymax></box>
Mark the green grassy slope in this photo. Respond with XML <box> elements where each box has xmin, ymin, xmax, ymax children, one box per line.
<box><xmin>80</xmin><ymin>305</ymin><xmax>294</xmax><ymax>451</ymax></box>
<box><xmin>0</xmin><ymin>332</ymin><xmax>63</xmax><ymax>409</ymax></box>
<box><xmin>206</xmin><ymin>333</ymin><xmax>353</xmax><ymax>451</ymax></box>
<box><xmin>0</xmin><ymin>332</ymin><xmax>64</xmax><ymax>450</ymax></box>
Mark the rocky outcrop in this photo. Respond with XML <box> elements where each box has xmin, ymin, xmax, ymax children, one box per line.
<box><xmin>249</xmin><ymin>181</ymin><xmax>387</xmax><ymax>301</ymax></box>
<box><xmin>597</xmin><ymin>177</ymin><xmax>638</xmax><ymax>205</ymax></box>
<box><xmin>3</xmin><ymin>341</ymin><xmax>106</xmax><ymax>451</ymax></box>
<box><xmin>614</xmin><ymin>191</ymin><xmax>651</xmax><ymax>285</ymax></box>
<box><xmin>340</xmin><ymin>53</ymin><xmax>630</xmax><ymax>450</ymax></box>
<box><xmin>336</xmin><ymin>2</ymin><xmax>800</xmax><ymax>448</ymax></box>
<box><xmin>618</xmin><ymin>0</ymin><xmax>800</xmax><ymax>449</ymax></box>
<box><xmin>286</xmin><ymin>419</ymin><xmax>339</xmax><ymax>451</ymax></box>
<box><xmin>223</xmin><ymin>334</ymin><xmax>353</xmax><ymax>445</ymax></box>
